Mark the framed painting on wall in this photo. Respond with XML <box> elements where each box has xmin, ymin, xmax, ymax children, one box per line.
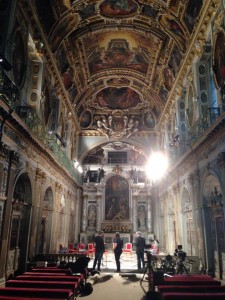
<box><xmin>105</xmin><ymin>175</ymin><xmax>129</xmax><ymax>221</ymax></box>
<box><xmin>80</xmin><ymin>110</ymin><xmax>92</xmax><ymax>128</ymax></box>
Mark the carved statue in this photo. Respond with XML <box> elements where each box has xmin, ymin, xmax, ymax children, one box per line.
<box><xmin>88</xmin><ymin>205</ymin><xmax>96</xmax><ymax>228</ymax></box>
<box><xmin>138</xmin><ymin>205</ymin><xmax>146</xmax><ymax>229</ymax></box>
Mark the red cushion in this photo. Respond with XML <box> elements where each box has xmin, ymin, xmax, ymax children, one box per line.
<box><xmin>16</xmin><ymin>275</ymin><xmax>83</xmax><ymax>283</ymax></box>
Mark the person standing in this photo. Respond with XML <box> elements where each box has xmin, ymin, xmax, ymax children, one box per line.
<box><xmin>93</xmin><ymin>231</ymin><xmax>105</xmax><ymax>271</ymax></box>
<box><xmin>151</xmin><ymin>239</ymin><xmax>160</xmax><ymax>254</ymax></box>
<box><xmin>135</xmin><ymin>231</ymin><xmax>146</xmax><ymax>269</ymax></box>
<box><xmin>113</xmin><ymin>232</ymin><xmax>123</xmax><ymax>272</ymax></box>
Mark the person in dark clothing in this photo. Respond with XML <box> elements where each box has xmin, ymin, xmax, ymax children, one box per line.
<box><xmin>135</xmin><ymin>231</ymin><xmax>146</xmax><ymax>269</ymax></box>
<box><xmin>113</xmin><ymin>232</ymin><xmax>123</xmax><ymax>272</ymax></box>
<box><xmin>93</xmin><ymin>231</ymin><xmax>105</xmax><ymax>271</ymax></box>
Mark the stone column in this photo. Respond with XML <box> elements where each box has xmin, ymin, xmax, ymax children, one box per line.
<box><xmin>53</xmin><ymin>182</ymin><xmax>63</xmax><ymax>251</ymax></box>
<box><xmin>132</xmin><ymin>194</ymin><xmax>138</xmax><ymax>232</ymax></box>
<box><xmin>188</xmin><ymin>171</ymin><xmax>204</xmax><ymax>265</ymax></box>
<box><xmin>29</xmin><ymin>167</ymin><xmax>44</xmax><ymax>256</ymax></box>
<box><xmin>96</xmin><ymin>195</ymin><xmax>102</xmax><ymax>232</ymax></box>
<box><xmin>74</xmin><ymin>188</ymin><xmax>81</xmax><ymax>243</ymax></box>
<box><xmin>147</xmin><ymin>192</ymin><xmax>152</xmax><ymax>233</ymax></box>
<box><xmin>82</xmin><ymin>194</ymin><xmax>88</xmax><ymax>232</ymax></box>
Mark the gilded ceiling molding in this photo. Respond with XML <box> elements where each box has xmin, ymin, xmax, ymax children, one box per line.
<box><xmin>63</xmin><ymin>0</ymin><xmax>71</xmax><ymax>8</ymax></box>
<box><xmin>213</xmin><ymin>10</ymin><xmax>225</xmax><ymax>29</ymax></box>
<box><xmin>194</xmin><ymin>38</ymin><xmax>207</xmax><ymax>57</ymax></box>
<box><xmin>20</xmin><ymin>3</ymin><xmax>80</xmax><ymax>130</ymax></box>
<box><xmin>158</xmin><ymin>0</ymin><xmax>219</xmax><ymax>128</ymax></box>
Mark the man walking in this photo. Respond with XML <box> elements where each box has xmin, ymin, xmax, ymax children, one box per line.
<box><xmin>135</xmin><ymin>231</ymin><xmax>146</xmax><ymax>269</ymax></box>
<box><xmin>93</xmin><ymin>231</ymin><xmax>105</xmax><ymax>271</ymax></box>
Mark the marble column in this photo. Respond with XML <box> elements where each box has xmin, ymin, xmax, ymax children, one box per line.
<box><xmin>96</xmin><ymin>195</ymin><xmax>102</xmax><ymax>232</ymax></box>
<box><xmin>74</xmin><ymin>188</ymin><xmax>81</xmax><ymax>242</ymax></box>
<box><xmin>133</xmin><ymin>195</ymin><xmax>138</xmax><ymax>232</ymax></box>
<box><xmin>147</xmin><ymin>192</ymin><xmax>152</xmax><ymax>233</ymax></box>
<box><xmin>188</xmin><ymin>171</ymin><xmax>203</xmax><ymax>260</ymax></box>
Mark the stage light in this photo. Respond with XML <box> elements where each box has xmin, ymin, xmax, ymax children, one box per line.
<box><xmin>77</xmin><ymin>165</ymin><xmax>83</xmax><ymax>173</ymax></box>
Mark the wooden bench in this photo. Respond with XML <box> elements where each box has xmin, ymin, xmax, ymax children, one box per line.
<box><xmin>158</xmin><ymin>285</ymin><xmax>225</xmax><ymax>293</ymax></box>
<box><xmin>23</xmin><ymin>271</ymin><xmax>70</xmax><ymax>276</ymax></box>
<box><xmin>0</xmin><ymin>297</ymin><xmax>64</xmax><ymax>300</ymax></box>
<box><xmin>16</xmin><ymin>274</ymin><xmax>83</xmax><ymax>283</ymax></box>
<box><xmin>31</xmin><ymin>268</ymin><xmax>70</xmax><ymax>273</ymax></box>
<box><xmin>6</xmin><ymin>280</ymin><xmax>77</xmax><ymax>298</ymax></box>
<box><xmin>161</xmin><ymin>278</ymin><xmax>221</xmax><ymax>286</ymax></box>
<box><xmin>161</xmin><ymin>292</ymin><xmax>225</xmax><ymax>300</ymax></box>
<box><xmin>0</xmin><ymin>287</ymin><xmax>73</xmax><ymax>300</ymax></box>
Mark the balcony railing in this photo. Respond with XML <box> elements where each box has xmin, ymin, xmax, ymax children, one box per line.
<box><xmin>0</xmin><ymin>67</ymin><xmax>19</xmax><ymax>110</ymax></box>
<box><xmin>189</xmin><ymin>107</ymin><xmax>222</xmax><ymax>144</ymax></box>
<box><xmin>0</xmin><ymin>68</ymin><xmax>81</xmax><ymax>183</ymax></box>
<box><xmin>170</xmin><ymin>106</ymin><xmax>225</xmax><ymax>162</ymax></box>
<box><xmin>17</xmin><ymin>106</ymin><xmax>49</xmax><ymax>144</ymax></box>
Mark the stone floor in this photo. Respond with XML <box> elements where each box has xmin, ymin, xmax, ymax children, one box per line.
<box><xmin>85</xmin><ymin>251</ymin><xmax>149</xmax><ymax>300</ymax></box>
<box><xmin>85</xmin><ymin>252</ymin><xmax>225</xmax><ymax>299</ymax></box>
<box><xmin>88</xmin><ymin>251</ymin><xmax>138</xmax><ymax>273</ymax></box>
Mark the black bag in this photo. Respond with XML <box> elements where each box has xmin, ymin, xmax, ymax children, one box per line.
<box><xmin>82</xmin><ymin>282</ymin><xmax>93</xmax><ymax>295</ymax></box>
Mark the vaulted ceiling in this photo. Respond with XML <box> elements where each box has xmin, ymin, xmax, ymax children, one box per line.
<box><xmin>30</xmin><ymin>0</ymin><xmax>212</xmax><ymax>146</ymax></box>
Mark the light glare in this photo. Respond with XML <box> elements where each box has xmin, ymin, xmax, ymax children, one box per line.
<box><xmin>146</xmin><ymin>152</ymin><xmax>168</xmax><ymax>181</ymax></box>
<box><xmin>77</xmin><ymin>165</ymin><xmax>83</xmax><ymax>173</ymax></box>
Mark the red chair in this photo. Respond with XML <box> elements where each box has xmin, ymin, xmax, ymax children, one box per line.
<box><xmin>68</xmin><ymin>243</ymin><xmax>78</xmax><ymax>253</ymax></box>
<box><xmin>77</xmin><ymin>243</ymin><xmax>89</xmax><ymax>255</ymax></box>
<box><xmin>123</xmin><ymin>243</ymin><xmax>133</xmax><ymax>257</ymax></box>
<box><xmin>78</xmin><ymin>243</ymin><xmax>85</xmax><ymax>250</ymax></box>
<box><xmin>87</xmin><ymin>243</ymin><xmax>95</xmax><ymax>257</ymax></box>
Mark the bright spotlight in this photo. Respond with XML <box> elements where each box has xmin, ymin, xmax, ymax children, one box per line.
<box><xmin>77</xmin><ymin>165</ymin><xmax>83</xmax><ymax>173</ymax></box>
<box><xmin>73</xmin><ymin>160</ymin><xmax>79</xmax><ymax>168</ymax></box>
<box><xmin>146</xmin><ymin>152</ymin><xmax>168</xmax><ymax>181</ymax></box>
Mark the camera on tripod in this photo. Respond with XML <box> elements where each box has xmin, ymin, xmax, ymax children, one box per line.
<box><xmin>144</xmin><ymin>250</ymin><xmax>152</xmax><ymax>264</ymax></box>
<box><xmin>174</xmin><ymin>245</ymin><xmax>186</xmax><ymax>261</ymax></box>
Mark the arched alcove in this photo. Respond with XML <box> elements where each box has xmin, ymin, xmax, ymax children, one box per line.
<box><xmin>9</xmin><ymin>173</ymin><xmax>32</xmax><ymax>276</ymax></box>
<box><xmin>37</xmin><ymin>187</ymin><xmax>53</xmax><ymax>254</ymax></box>
<box><xmin>181</xmin><ymin>187</ymin><xmax>194</xmax><ymax>255</ymax></box>
<box><xmin>202</xmin><ymin>174</ymin><xmax>224</xmax><ymax>279</ymax></box>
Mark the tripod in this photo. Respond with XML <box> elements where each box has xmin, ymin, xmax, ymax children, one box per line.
<box><xmin>176</xmin><ymin>258</ymin><xmax>188</xmax><ymax>275</ymax></box>
<box><xmin>140</xmin><ymin>252</ymin><xmax>154</xmax><ymax>292</ymax></box>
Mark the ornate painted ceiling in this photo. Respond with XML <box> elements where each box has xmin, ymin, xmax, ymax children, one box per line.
<box><xmin>32</xmin><ymin>0</ymin><xmax>208</xmax><ymax>142</ymax></box>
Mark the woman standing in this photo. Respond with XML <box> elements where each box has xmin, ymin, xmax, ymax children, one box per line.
<box><xmin>113</xmin><ymin>232</ymin><xmax>123</xmax><ymax>272</ymax></box>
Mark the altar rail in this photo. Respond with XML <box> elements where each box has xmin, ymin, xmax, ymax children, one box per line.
<box><xmin>27</xmin><ymin>253</ymin><xmax>87</xmax><ymax>271</ymax></box>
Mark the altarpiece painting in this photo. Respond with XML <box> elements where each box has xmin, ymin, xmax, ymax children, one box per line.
<box><xmin>105</xmin><ymin>175</ymin><xmax>129</xmax><ymax>221</ymax></box>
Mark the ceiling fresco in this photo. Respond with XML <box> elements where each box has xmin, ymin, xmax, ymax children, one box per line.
<box><xmin>33</xmin><ymin>0</ymin><xmax>205</xmax><ymax>143</ymax></box>
<box><xmin>84</xmin><ymin>32</ymin><xmax>156</xmax><ymax>75</ymax></box>
<box><xmin>99</xmin><ymin>0</ymin><xmax>139</xmax><ymax>18</ymax></box>
<box><xmin>90</xmin><ymin>87</ymin><xmax>142</xmax><ymax>110</ymax></box>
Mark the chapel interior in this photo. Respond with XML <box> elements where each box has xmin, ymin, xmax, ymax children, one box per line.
<box><xmin>1</xmin><ymin>0</ymin><xmax>225</xmax><ymax>287</ymax></box>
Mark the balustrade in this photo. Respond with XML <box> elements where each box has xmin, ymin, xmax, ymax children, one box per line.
<box><xmin>0</xmin><ymin>68</ymin><xmax>81</xmax><ymax>183</ymax></box>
